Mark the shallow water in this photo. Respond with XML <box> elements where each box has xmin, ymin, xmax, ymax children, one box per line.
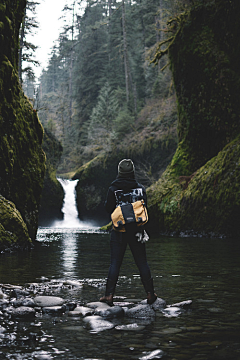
<box><xmin>0</xmin><ymin>226</ymin><xmax>240</xmax><ymax>359</ymax></box>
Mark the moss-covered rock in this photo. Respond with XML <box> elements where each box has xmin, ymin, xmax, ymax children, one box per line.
<box><xmin>148</xmin><ymin>135</ymin><xmax>240</xmax><ymax>237</ymax></box>
<box><xmin>38</xmin><ymin>129</ymin><xmax>64</xmax><ymax>226</ymax></box>
<box><xmin>0</xmin><ymin>195</ymin><xmax>31</xmax><ymax>252</ymax></box>
<box><xmin>169</xmin><ymin>0</ymin><xmax>240</xmax><ymax>174</ymax></box>
<box><xmin>72</xmin><ymin>130</ymin><xmax>177</xmax><ymax>225</ymax></box>
<box><xmin>147</xmin><ymin>0</ymin><xmax>240</xmax><ymax>237</ymax></box>
<box><xmin>72</xmin><ymin>153</ymin><xmax>123</xmax><ymax>223</ymax></box>
<box><xmin>0</xmin><ymin>0</ymin><xmax>45</xmax><ymax>250</ymax></box>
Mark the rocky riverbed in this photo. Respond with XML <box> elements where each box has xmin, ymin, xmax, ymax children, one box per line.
<box><xmin>0</xmin><ymin>280</ymin><xmax>192</xmax><ymax>335</ymax></box>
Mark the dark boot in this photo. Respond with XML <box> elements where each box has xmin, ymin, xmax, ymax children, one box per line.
<box><xmin>142</xmin><ymin>277</ymin><xmax>157</xmax><ymax>305</ymax></box>
<box><xmin>99</xmin><ymin>278</ymin><xmax>116</xmax><ymax>306</ymax></box>
<box><xmin>147</xmin><ymin>292</ymin><xmax>157</xmax><ymax>305</ymax></box>
<box><xmin>99</xmin><ymin>294</ymin><xmax>113</xmax><ymax>306</ymax></box>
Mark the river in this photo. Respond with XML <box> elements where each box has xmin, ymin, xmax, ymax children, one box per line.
<box><xmin>0</xmin><ymin>180</ymin><xmax>240</xmax><ymax>359</ymax></box>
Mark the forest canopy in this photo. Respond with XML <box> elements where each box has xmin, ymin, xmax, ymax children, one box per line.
<box><xmin>30</xmin><ymin>0</ymin><xmax>179</xmax><ymax>175</ymax></box>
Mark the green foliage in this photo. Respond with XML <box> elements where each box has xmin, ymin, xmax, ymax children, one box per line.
<box><xmin>112</xmin><ymin>109</ymin><xmax>135</xmax><ymax>138</ymax></box>
<box><xmin>36</xmin><ymin>0</ymin><xmax>178</xmax><ymax>173</ymax></box>
<box><xmin>147</xmin><ymin>0</ymin><xmax>240</xmax><ymax>236</ymax></box>
<box><xmin>88</xmin><ymin>82</ymin><xmax>119</xmax><ymax>143</ymax></box>
<box><xmin>0</xmin><ymin>0</ymin><xmax>46</xmax><ymax>252</ymax></box>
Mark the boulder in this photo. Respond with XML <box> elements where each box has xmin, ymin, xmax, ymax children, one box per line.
<box><xmin>126</xmin><ymin>304</ymin><xmax>156</xmax><ymax>319</ymax></box>
<box><xmin>34</xmin><ymin>296</ymin><xmax>65</xmax><ymax>307</ymax></box>
<box><xmin>7</xmin><ymin>306</ymin><xmax>35</xmax><ymax>318</ymax></box>
<box><xmin>94</xmin><ymin>305</ymin><xmax>124</xmax><ymax>319</ymax></box>
<box><xmin>83</xmin><ymin>315</ymin><xmax>115</xmax><ymax>333</ymax></box>
<box><xmin>42</xmin><ymin>306</ymin><xmax>65</xmax><ymax>315</ymax></box>
<box><xmin>68</xmin><ymin>306</ymin><xmax>94</xmax><ymax>317</ymax></box>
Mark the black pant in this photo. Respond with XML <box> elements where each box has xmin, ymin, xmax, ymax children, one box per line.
<box><xmin>105</xmin><ymin>229</ymin><xmax>153</xmax><ymax>296</ymax></box>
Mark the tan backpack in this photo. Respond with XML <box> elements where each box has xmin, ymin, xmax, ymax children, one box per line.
<box><xmin>111</xmin><ymin>199</ymin><xmax>148</xmax><ymax>232</ymax></box>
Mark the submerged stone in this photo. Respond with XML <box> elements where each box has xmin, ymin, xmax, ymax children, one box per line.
<box><xmin>68</xmin><ymin>306</ymin><xmax>94</xmax><ymax>317</ymax></box>
<box><xmin>83</xmin><ymin>315</ymin><xmax>115</xmax><ymax>333</ymax></box>
<box><xmin>168</xmin><ymin>299</ymin><xmax>192</xmax><ymax>308</ymax></box>
<box><xmin>115</xmin><ymin>323</ymin><xmax>145</xmax><ymax>331</ymax></box>
<box><xmin>161</xmin><ymin>306</ymin><xmax>181</xmax><ymax>318</ymax></box>
<box><xmin>139</xmin><ymin>349</ymin><xmax>164</xmax><ymax>360</ymax></box>
<box><xmin>42</xmin><ymin>306</ymin><xmax>65</xmax><ymax>315</ymax></box>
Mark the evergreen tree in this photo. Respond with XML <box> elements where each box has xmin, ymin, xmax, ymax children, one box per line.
<box><xmin>88</xmin><ymin>82</ymin><xmax>119</xmax><ymax>149</ymax></box>
<box><xmin>18</xmin><ymin>0</ymin><xmax>40</xmax><ymax>83</ymax></box>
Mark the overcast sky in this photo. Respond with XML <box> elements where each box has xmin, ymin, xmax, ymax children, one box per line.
<box><xmin>30</xmin><ymin>0</ymin><xmax>71</xmax><ymax>80</ymax></box>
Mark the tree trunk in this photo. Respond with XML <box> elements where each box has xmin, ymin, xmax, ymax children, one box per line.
<box><xmin>122</xmin><ymin>0</ymin><xmax>129</xmax><ymax>102</ymax></box>
<box><xmin>18</xmin><ymin>7</ymin><xmax>26</xmax><ymax>84</ymax></box>
<box><xmin>157</xmin><ymin>0</ymin><xmax>163</xmax><ymax>72</ymax></box>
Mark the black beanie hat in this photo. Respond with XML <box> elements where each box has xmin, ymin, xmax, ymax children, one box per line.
<box><xmin>118</xmin><ymin>159</ymin><xmax>135</xmax><ymax>178</ymax></box>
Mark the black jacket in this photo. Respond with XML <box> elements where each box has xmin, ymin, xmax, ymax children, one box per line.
<box><xmin>105</xmin><ymin>177</ymin><xmax>147</xmax><ymax>215</ymax></box>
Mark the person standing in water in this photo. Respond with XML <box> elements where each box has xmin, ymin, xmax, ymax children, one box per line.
<box><xmin>100</xmin><ymin>159</ymin><xmax>157</xmax><ymax>306</ymax></box>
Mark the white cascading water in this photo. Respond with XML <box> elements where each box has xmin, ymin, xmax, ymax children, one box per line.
<box><xmin>52</xmin><ymin>178</ymin><xmax>93</xmax><ymax>229</ymax></box>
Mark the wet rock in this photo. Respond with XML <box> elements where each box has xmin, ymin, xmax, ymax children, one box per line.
<box><xmin>11</xmin><ymin>289</ymin><xmax>30</xmax><ymax>299</ymax></box>
<box><xmin>115</xmin><ymin>323</ymin><xmax>145</xmax><ymax>331</ymax></box>
<box><xmin>22</xmin><ymin>298</ymin><xmax>36</xmax><ymax>307</ymax></box>
<box><xmin>0</xmin><ymin>325</ymin><xmax>6</xmax><ymax>333</ymax></box>
<box><xmin>139</xmin><ymin>349</ymin><xmax>164</xmax><ymax>359</ymax></box>
<box><xmin>68</xmin><ymin>306</ymin><xmax>94</xmax><ymax>317</ymax></box>
<box><xmin>168</xmin><ymin>299</ymin><xmax>192</xmax><ymax>308</ymax></box>
<box><xmin>42</xmin><ymin>306</ymin><xmax>65</xmax><ymax>315</ymax></box>
<box><xmin>126</xmin><ymin>304</ymin><xmax>156</xmax><ymax>319</ymax></box>
<box><xmin>34</xmin><ymin>296</ymin><xmax>65</xmax><ymax>307</ymax></box>
<box><xmin>4</xmin><ymin>306</ymin><xmax>15</xmax><ymax>316</ymax></box>
<box><xmin>140</xmin><ymin>297</ymin><xmax>166</xmax><ymax>310</ymax></box>
<box><xmin>94</xmin><ymin>305</ymin><xmax>124</xmax><ymax>319</ymax></box>
<box><xmin>64</xmin><ymin>302</ymin><xmax>77</xmax><ymax>311</ymax></box>
<box><xmin>11</xmin><ymin>298</ymin><xmax>23</xmax><ymax>307</ymax></box>
<box><xmin>161</xmin><ymin>306</ymin><xmax>181</xmax><ymax>318</ymax></box>
<box><xmin>0</xmin><ymin>299</ymin><xmax>9</xmax><ymax>310</ymax></box>
<box><xmin>63</xmin><ymin>280</ymin><xmax>83</xmax><ymax>288</ymax></box>
<box><xmin>86</xmin><ymin>301</ymin><xmax>110</xmax><ymax>309</ymax></box>
<box><xmin>34</xmin><ymin>352</ymin><xmax>53</xmax><ymax>359</ymax></box>
<box><xmin>7</xmin><ymin>306</ymin><xmax>35</xmax><ymax>318</ymax></box>
<box><xmin>83</xmin><ymin>315</ymin><xmax>115</xmax><ymax>333</ymax></box>
<box><xmin>0</xmin><ymin>289</ymin><xmax>8</xmax><ymax>299</ymax></box>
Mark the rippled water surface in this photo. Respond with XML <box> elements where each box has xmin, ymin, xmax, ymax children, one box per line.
<box><xmin>0</xmin><ymin>226</ymin><xmax>240</xmax><ymax>360</ymax></box>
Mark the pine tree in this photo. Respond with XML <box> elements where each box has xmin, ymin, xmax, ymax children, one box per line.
<box><xmin>18</xmin><ymin>0</ymin><xmax>40</xmax><ymax>84</ymax></box>
<box><xmin>88</xmin><ymin>81</ymin><xmax>119</xmax><ymax>149</ymax></box>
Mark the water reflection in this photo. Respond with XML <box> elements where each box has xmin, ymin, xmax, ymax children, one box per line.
<box><xmin>61</xmin><ymin>232</ymin><xmax>78</xmax><ymax>277</ymax></box>
<box><xmin>0</xmin><ymin>231</ymin><xmax>240</xmax><ymax>360</ymax></box>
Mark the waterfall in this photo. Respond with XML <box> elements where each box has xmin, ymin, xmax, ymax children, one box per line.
<box><xmin>52</xmin><ymin>178</ymin><xmax>93</xmax><ymax>229</ymax></box>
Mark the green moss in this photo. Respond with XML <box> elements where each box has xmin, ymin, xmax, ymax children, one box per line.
<box><xmin>0</xmin><ymin>195</ymin><xmax>31</xmax><ymax>252</ymax></box>
<box><xmin>148</xmin><ymin>135</ymin><xmax>240</xmax><ymax>236</ymax></box>
<box><xmin>38</xmin><ymin>129</ymin><xmax>64</xmax><ymax>225</ymax></box>
<box><xmin>146</xmin><ymin>1</ymin><xmax>240</xmax><ymax>236</ymax></box>
<box><xmin>0</xmin><ymin>1</ymin><xmax>46</xmax><ymax>250</ymax></box>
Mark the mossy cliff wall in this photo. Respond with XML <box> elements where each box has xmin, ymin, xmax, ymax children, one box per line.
<box><xmin>0</xmin><ymin>0</ymin><xmax>45</xmax><ymax>251</ymax></box>
<box><xmin>147</xmin><ymin>0</ymin><xmax>240</xmax><ymax>237</ymax></box>
<box><xmin>73</xmin><ymin>153</ymin><xmax>124</xmax><ymax>224</ymax></box>
<box><xmin>72</xmin><ymin>131</ymin><xmax>177</xmax><ymax>225</ymax></box>
<box><xmin>38</xmin><ymin>129</ymin><xmax>64</xmax><ymax>226</ymax></box>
